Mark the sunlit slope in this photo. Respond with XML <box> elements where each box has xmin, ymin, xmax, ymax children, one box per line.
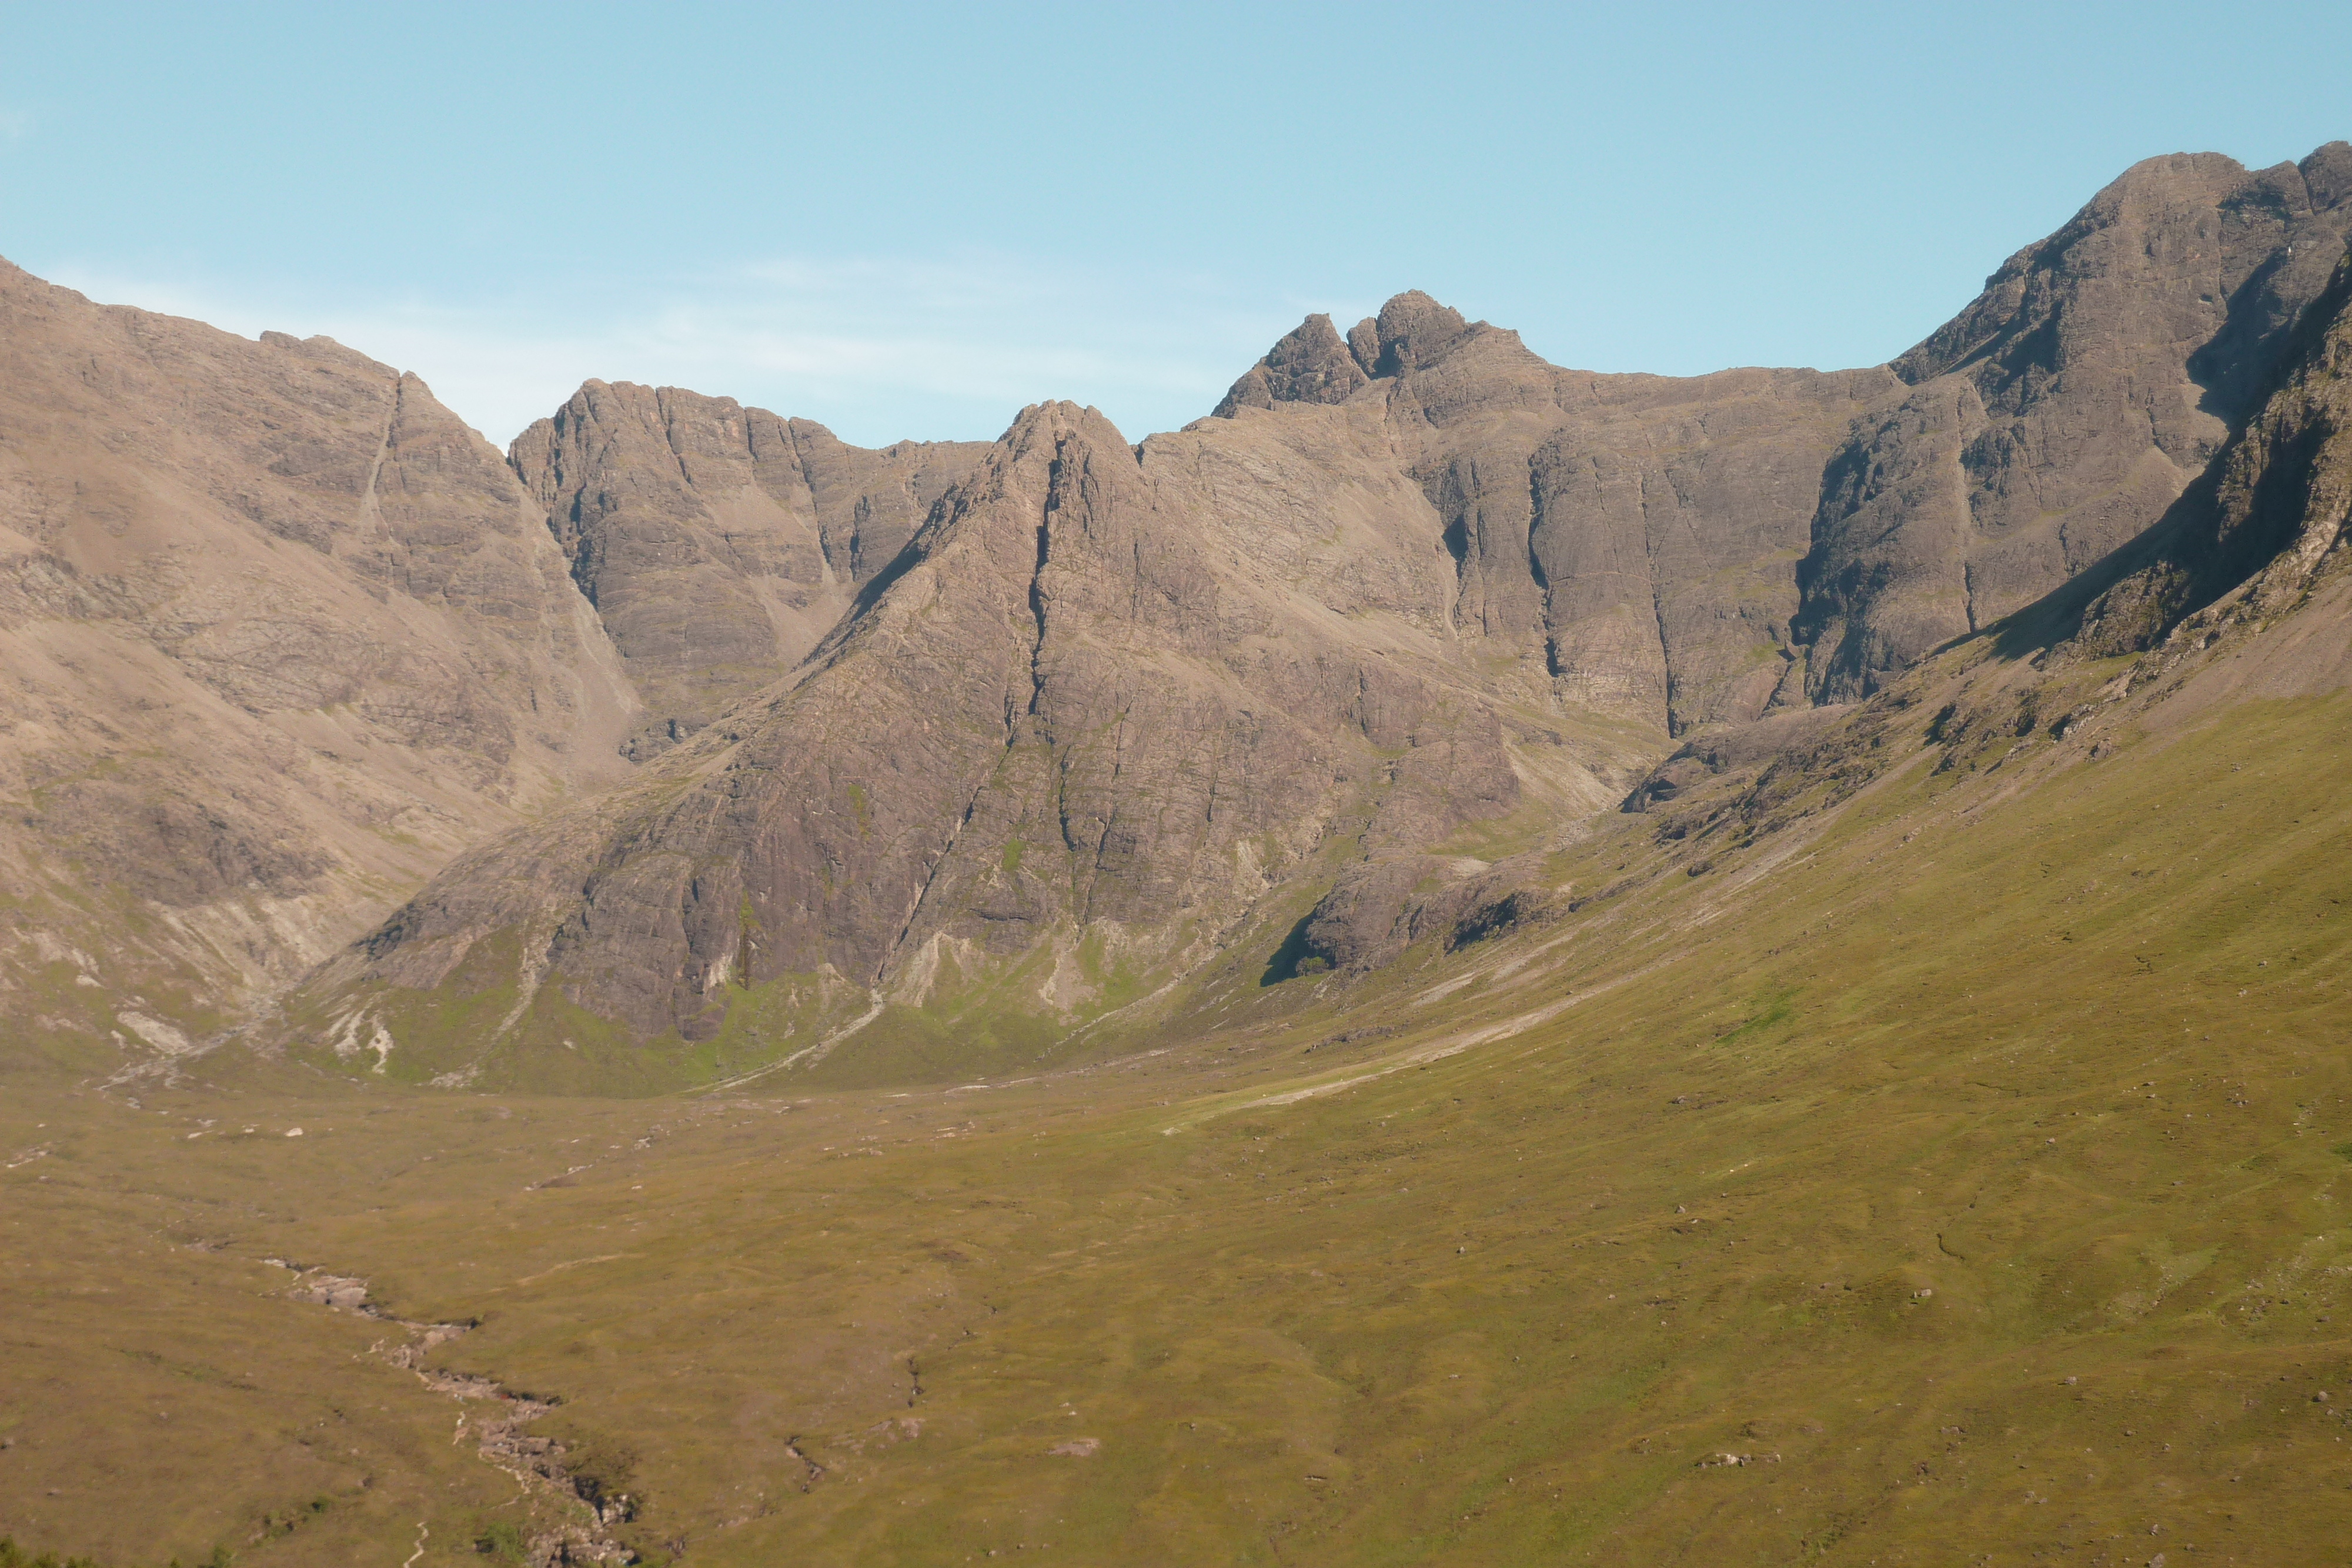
<box><xmin>12</xmin><ymin>610</ymin><xmax>2346</xmax><ymax>1564</ymax></box>
<box><xmin>0</xmin><ymin>1079</ymin><xmax>593</xmax><ymax>1566</ymax></box>
<box><xmin>470</xmin><ymin>686</ymin><xmax>2351</xmax><ymax>1566</ymax></box>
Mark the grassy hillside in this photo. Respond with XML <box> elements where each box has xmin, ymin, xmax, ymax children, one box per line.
<box><xmin>6</xmin><ymin>608</ymin><xmax>2352</xmax><ymax>1563</ymax></box>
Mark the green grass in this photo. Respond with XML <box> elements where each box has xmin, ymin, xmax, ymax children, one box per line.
<box><xmin>7</xmin><ymin>665</ymin><xmax>2352</xmax><ymax>1562</ymax></box>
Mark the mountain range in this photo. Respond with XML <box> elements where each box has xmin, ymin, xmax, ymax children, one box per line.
<box><xmin>5</xmin><ymin>142</ymin><xmax>2352</xmax><ymax>1567</ymax></box>
<box><xmin>0</xmin><ymin>145</ymin><xmax>2345</xmax><ymax>1096</ymax></box>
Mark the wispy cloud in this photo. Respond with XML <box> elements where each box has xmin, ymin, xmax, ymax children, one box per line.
<box><xmin>45</xmin><ymin>252</ymin><xmax>1372</xmax><ymax>450</ymax></box>
<box><xmin>0</xmin><ymin>106</ymin><xmax>32</xmax><ymax>143</ymax></box>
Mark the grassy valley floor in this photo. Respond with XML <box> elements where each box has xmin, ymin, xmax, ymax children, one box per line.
<box><xmin>5</xmin><ymin>677</ymin><xmax>2352</xmax><ymax>1564</ymax></box>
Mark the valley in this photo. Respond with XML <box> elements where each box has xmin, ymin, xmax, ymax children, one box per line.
<box><xmin>5</xmin><ymin>140</ymin><xmax>2352</xmax><ymax>1564</ymax></box>
<box><xmin>11</xmin><ymin>597</ymin><xmax>2352</xmax><ymax>1562</ymax></box>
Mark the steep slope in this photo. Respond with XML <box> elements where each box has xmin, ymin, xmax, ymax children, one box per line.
<box><xmin>0</xmin><ymin>259</ymin><xmax>639</xmax><ymax>1071</ymax></box>
<box><xmin>1793</xmin><ymin>143</ymin><xmax>2352</xmax><ymax>697</ymax></box>
<box><xmin>2073</xmin><ymin>242</ymin><xmax>2352</xmax><ymax>657</ymax></box>
<box><xmin>510</xmin><ymin>382</ymin><xmax>987</xmax><ymax>757</ymax></box>
<box><xmin>291</xmin><ymin>144</ymin><xmax>2352</xmax><ymax>1085</ymax></box>
<box><xmin>1221</xmin><ymin>292</ymin><xmax>1896</xmax><ymax>736</ymax></box>
<box><xmin>292</xmin><ymin>394</ymin><xmax>1630</xmax><ymax>1085</ymax></box>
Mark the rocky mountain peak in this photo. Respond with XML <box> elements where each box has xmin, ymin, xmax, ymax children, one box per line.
<box><xmin>1892</xmin><ymin>145</ymin><xmax>2352</xmax><ymax>406</ymax></box>
<box><xmin>2300</xmin><ymin>139</ymin><xmax>2352</xmax><ymax>210</ymax></box>
<box><xmin>1366</xmin><ymin>289</ymin><xmax>1475</xmax><ymax>376</ymax></box>
<box><xmin>1796</xmin><ymin>142</ymin><xmax>2352</xmax><ymax>700</ymax></box>
<box><xmin>1217</xmin><ymin>292</ymin><xmax>1489</xmax><ymax>420</ymax></box>
<box><xmin>1211</xmin><ymin>313</ymin><xmax>1369</xmax><ymax>417</ymax></box>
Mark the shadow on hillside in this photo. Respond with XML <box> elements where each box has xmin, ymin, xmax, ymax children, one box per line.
<box><xmin>1260</xmin><ymin>913</ymin><xmax>1319</xmax><ymax>987</ymax></box>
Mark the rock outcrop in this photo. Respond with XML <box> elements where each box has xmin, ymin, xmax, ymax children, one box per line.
<box><xmin>510</xmin><ymin>382</ymin><xmax>987</xmax><ymax>757</ymax></box>
<box><xmin>1794</xmin><ymin>144</ymin><xmax>2352</xmax><ymax>697</ymax></box>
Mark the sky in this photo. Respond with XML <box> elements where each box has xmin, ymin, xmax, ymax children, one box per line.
<box><xmin>4</xmin><ymin>2</ymin><xmax>2349</xmax><ymax>450</ymax></box>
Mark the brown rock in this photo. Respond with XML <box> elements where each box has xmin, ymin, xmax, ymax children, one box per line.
<box><xmin>2076</xmin><ymin>245</ymin><xmax>2352</xmax><ymax>654</ymax></box>
<box><xmin>0</xmin><ymin>258</ymin><xmax>637</xmax><ymax>1029</ymax></box>
<box><xmin>1796</xmin><ymin>144</ymin><xmax>2352</xmax><ymax>697</ymax></box>
<box><xmin>510</xmin><ymin>382</ymin><xmax>987</xmax><ymax>757</ymax></box>
<box><xmin>1212</xmin><ymin>313</ymin><xmax>1369</xmax><ymax>417</ymax></box>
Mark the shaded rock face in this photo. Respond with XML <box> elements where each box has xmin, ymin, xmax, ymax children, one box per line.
<box><xmin>510</xmin><ymin>383</ymin><xmax>987</xmax><ymax>757</ymax></box>
<box><xmin>2191</xmin><ymin>252</ymin><xmax>2352</xmax><ymax>591</ymax></box>
<box><xmin>0</xmin><ymin>260</ymin><xmax>638</xmax><ymax>1018</ymax></box>
<box><xmin>1795</xmin><ymin>144</ymin><xmax>2352</xmax><ymax>698</ymax></box>
<box><xmin>2076</xmin><ymin>247</ymin><xmax>2352</xmax><ymax>654</ymax></box>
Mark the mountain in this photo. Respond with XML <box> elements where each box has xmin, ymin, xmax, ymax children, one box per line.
<box><xmin>9</xmin><ymin>144</ymin><xmax>2352</xmax><ymax>1568</ymax></box>
<box><xmin>510</xmin><ymin>382</ymin><xmax>988</xmax><ymax>759</ymax></box>
<box><xmin>14</xmin><ymin>262</ymin><xmax>2352</xmax><ymax>1559</ymax></box>
<box><xmin>0</xmin><ymin>260</ymin><xmax>639</xmax><ymax>1065</ymax></box>
<box><xmin>1794</xmin><ymin>144</ymin><xmax>2352</xmax><ymax>697</ymax></box>
<box><xmin>289</xmin><ymin>307</ymin><xmax>1896</xmax><ymax>1086</ymax></box>
<box><xmin>1371</xmin><ymin>227</ymin><xmax>2352</xmax><ymax>979</ymax></box>
<box><xmin>0</xmin><ymin>265</ymin><xmax>1014</xmax><ymax>1078</ymax></box>
<box><xmin>277</xmin><ymin>145</ymin><xmax>2352</xmax><ymax>1091</ymax></box>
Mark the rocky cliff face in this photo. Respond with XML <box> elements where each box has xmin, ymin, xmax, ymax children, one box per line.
<box><xmin>510</xmin><ymin>383</ymin><xmax>987</xmax><ymax>758</ymax></box>
<box><xmin>1793</xmin><ymin>144</ymin><xmax>2352</xmax><ymax>697</ymax></box>
<box><xmin>296</xmin><ymin>144</ymin><xmax>2352</xmax><ymax>1079</ymax></box>
<box><xmin>0</xmin><ymin>260</ymin><xmax>639</xmax><ymax>1051</ymax></box>
<box><xmin>1221</xmin><ymin>290</ymin><xmax>1896</xmax><ymax>737</ymax></box>
<box><xmin>12</xmin><ymin>141</ymin><xmax>2344</xmax><ymax>1084</ymax></box>
<box><xmin>2074</xmin><ymin>245</ymin><xmax>2352</xmax><ymax>655</ymax></box>
<box><xmin>305</xmin><ymin>392</ymin><xmax>1621</xmax><ymax>1075</ymax></box>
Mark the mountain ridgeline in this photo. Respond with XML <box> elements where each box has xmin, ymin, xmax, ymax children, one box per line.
<box><xmin>4</xmin><ymin>144</ymin><xmax>2349</xmax><ymax>1089</ymax></box>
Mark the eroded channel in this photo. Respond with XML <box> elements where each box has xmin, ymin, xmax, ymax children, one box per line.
<box><xmin>265</xmin><ymin>1260</ymin><xmax>639</xmax><ymax>1565</ymax></box>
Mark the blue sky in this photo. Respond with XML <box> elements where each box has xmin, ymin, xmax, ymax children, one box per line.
<box><xmin>4</xmin><ymin>2</ymin><xmax>2348</xmax><ymax>449</ymax></box>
